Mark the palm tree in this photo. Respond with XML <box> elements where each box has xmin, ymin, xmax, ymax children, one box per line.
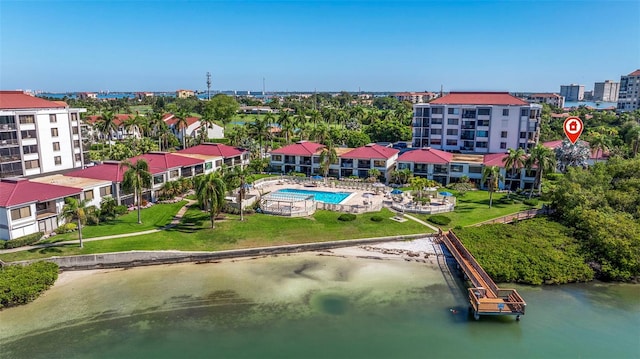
<box><xmin>249</xmin><ymin>116</ymin><xmax>271</xmax><ymax>157</ymax></box>
<box><xmin>319</xmin><ymin>141</ymin><xmax>338</xmax><ymax>182</ymax></box>
<box><xmin>195</xmin><ymin>172</ymin><xmax>227</xmax><ymax>228</ymax></box>
<box><xmin>481</xmin><ymin>165</ymin><xmax>503</xmax><ymax>208</ymax></box>
<box><xmin>278</xmin><ymin>111</ymin><xmax>296</xmax><ymax>144</ymax></box>
<box><xmin>367</xmin><ymin>168</ymin><xmax>381</xmax><ymax>182</ymax></box>
<box><xmin>503</xmin><ymin>147</ymin><xmax>527</xmax><ymax>194</ymax></box>
<box><xmin>60</xmin><ymin>197</ymin><xmax>92</xmax><ymax>248</ymax></box>
<box><xmin>96</xmin><ymin>110</ymin><xmax>118</xmax><ymax>156</ymax></box>
<box><xmin>120</xmin><ymin>159</ymin><xmax>152</xmax><ymax>224</ymax></box>
<box><xmin>587</xmin><ymin>131</ymin><xmax>610</xmax><ymax>162</ymax></box>
<box><xmin>526</xmin><ymin>144</ymin><xmax>557</xmax><ymax>198</ymax></box>
<box><xmin>232</xmin><ymin>166</ymin><xmax>252</xmax><ymax>221</ymax></box>
<box><xmin>626</xmin><ymin>125</ymin><xmax>640</xmax><ymax>157</ymax></box>
<box><xmin>175</xmin><ymin>109</ymin><xmax>190</xmax><ymax>149</ymax></box>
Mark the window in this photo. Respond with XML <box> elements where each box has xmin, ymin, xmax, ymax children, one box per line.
<box><xmin>520</xmin><ymin>132</ymin><xmax>527</xmax><ymax>139</ymax></box>
<box><xmin>430</xmin><ymin>129</ymin><xmax>442</xmax><ymax>135</ymax></box>
<box><xmin>21</xmin><ymin>130</ymin><xmax>36</xmax><ymax>139</ymax></box>
<box><xmin>447</xmin><ymin>118</ymin><xmax>459</xmax><ymax>125</ymax></box>
<box><xmin>100</xmin><ymin>186</ymin><xmax>112</xmax><ymax>196</ymax></box>
<box><xmin>84</xmin><ymin>190</ymin><xmax>94</xmax><ymax>201</ymax></box>
<box><xmin>475</xmin><ymin>142</ymin><xmax>488</xmax><ymax>148</ymax></box>
<box><xmin>430</xmin><ymin>139</ymin><xmax>442</xmax><ymax>145</ymax></box>
<box><xmin>205</xmin><ymin>162</ymin><xmax>213</xmax><ymax>170</ymax></box>
<box><xmin>446</xmin><ymin>129</ymin><xmax>458</xmax><ymax>136</ymax></box>
<box><xmin>54</xmin><ymin>156</ymin><xmax>62</xmax><ymax>165</ymax></box>
<box><xmin>51</xmin><ymin>128</ymin><xmax>59</xmax><ymax>137</ymax></box>
<box><xmin>520</xmin><ymin>109</ymin><xmax>530</xmax><ymax>117</ymax></box>
<box><xmin>431</xmin><ymin>118</ymin><xmax>443</xmax><ymax>125</ymax></box>
<box><xmin>215</xmin><ymin>160</ymin><xmax>222</xmax><ymax>168</ymax></box>
<box><xmin>271</xmin><ymin>155</ymin><xmax>282</xmax><ymax>161</ymax></box>
<box><xmin>49</xmin><ymin>114</ymin><xmax>57</xmax><ymax>123</ymax></box>
<box><xmin>25</xmin><ymin>159</ymin><xmax>39</xmax><ymax>169</ymax></box>
<box><xmin>469</xmin><ymin>166</ymin><xmax>482</xmax><ymax>174</ymax></box>
<box><xmin>431</xmin><ymin>107</ymin><xmax>443</xmax><ymax>115</ymax></box>
<box><xmin>154</xmin><ymin>175</ymin><xmax>164</xmax><ymax>185</ymax></box>
<box><xmin>501</xmin><ymin>131</ymin><xmax>508</xmax><ymax>138</ymax></box>
<box><xmin>447</xmin><ymin>108</ymin><xmax>459</xmax><ymax>115</ymax></box>
<box><xmin>10</xmin><ymin>206</ymin><xmax>31</xmax><ymax>220</ymax></box>
<box><xmin>502</xmin><ymin>109</ymin><xmax>509</xmax><ymax>116</ymax></box>
<box><xmin>451</xmin><ymin>165</ymin><xmax>464</xmax><ymax>173</ymax></box>
<box><xmin>19</xmin><ymin>115</ymin><xmax>34</xmax><ymax>124</ymax></box>
<box><xmin>72</xmin><ymin>127</ymin><xmax>79</xmax><ymax>135</ymax></box>
<box><xmin>477</xmin><ymin>120</ymin><xmax>490</xmax><ymax>127</ymax></box>
<box><xmin>75</xmin><ymin>153</ymin><xmax>81</xmax><ymax>162</ymax></box>
<box><xmin>478</xmin><ymin>108</ymin><xmax>491</xmax><ymax>116</ymax></box>
<box><xmin>415</xmin><ymin>108</ymin><xmax>423</xmax><ymax>117</ymax></box>
<box><xmin>476</xmin><ymin>131</ymin><xmax>489</xmax><ymax>137</ymax></box>
<box><xmin>23</xmin><ymin>144</ymin><xmax>38</xmax><ymax>154</ymax></box>
<box><xmin>446</xmin><ymin>139</ymin><xmax>458</xmax><ymax>146</ymax></box>
<box><xmin>170</xmin><ymin>169</ymin><xmax>179</xmax><ymax>178</ymax></box>
<box><xmin>373</xmin><ymin>160</ymin><xmax>386</xmax><ymax>167</ymax></box>
<box><xmin>53</xmin><ymin>142</ymin><xmax>60</xmax><ymax>151</ymax></box>
<box><xmin>500</xmin><ymin>142</ymin><xmax>507</xmax><ymax>149</ymax></box>
<box><xmin>313</xmin><ymin>157</ymin><xmax>320</xmax><ymax>164</ymax></box>
<box><xmin>70</xmin><ymin>113</ymin><xmax>78</xmax><ymax>121</ymax></box>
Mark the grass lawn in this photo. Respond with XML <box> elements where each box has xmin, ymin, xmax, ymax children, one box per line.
<box><xmin>0</xmin><ymin>208</ymin><xmax>431</xmax><ymax>262</ymax></box>
<box><xmin>423</xmin><ymin>191</ymin><xmax>542</xmax><ymax>229</ymax></box>
<box><xmin>40</xmin><ymin>201</ymin><xmax>186</xmax><ymax>243</ymax></box>
<box><xmin>247</xmin><ymin>174</ymin><xmax>280</xmax><ymax>183</ymax></box>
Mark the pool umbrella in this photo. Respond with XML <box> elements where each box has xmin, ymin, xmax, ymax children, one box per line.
<box><xmin>311</xmin><ymin>175</ymin><xmax>323</xmax><ymax>180</ymax></box>
<box><xmin>439</xmin><ymin>191</ymin><xmax>454</xmax><ymax>197</ymax></box>
<box><xmin>391</xmin><ymin>189</ymin><xmax>403</xmax><ymax>195</ymax></box>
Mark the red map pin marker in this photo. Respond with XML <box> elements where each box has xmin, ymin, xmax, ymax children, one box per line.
<box><xmin>563</xmin><ymin>116</ymin><xmax>583</xmax><ymax>144</ymax></box>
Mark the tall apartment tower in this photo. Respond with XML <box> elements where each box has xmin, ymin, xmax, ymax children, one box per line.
<box><xmin>411</xmin><ymin>92</ymin><xmax>541</xmax><ymax>154</ymax></box>
<box><xmin>617</xmin><ymin>70</ymin><xmax>640</xmax><ymax>112</ymax></box>
<box><xmin>593</xmin><ymin>80</ymin><xmax>620</xmax><ymax>102</ymax></box>
<box><xmin>560</xmin><ymin>84</ymin><xmax>585</xmax><ymax>102</ymax></box>
<box><xmin>0</xmin><ymin>91</ymin><xmax>87</xmax><ymax>178</ymax></box>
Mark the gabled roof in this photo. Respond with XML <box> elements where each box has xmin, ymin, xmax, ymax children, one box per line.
<box><xmin>483</xmin><ymin>153</ymin><xmax>510</xmax><ymax>167</ymax></box>
<box><xmin>129</xmin><ymin>153</ymin><xmax>203</xmax><ymax>174</ymax></box>
<box><xmin>0</xmin><ymin>91</ymin><xmax>68</xmax><ymax>109</ymax></box>
<box><xmin>627</xmin><ymin>69</ymin><xmax>640</xmax><ymax>76</ymax></box>
<box><xmin>0</xmin><ymin>178</ymin><xmax>81</xmax><ymax>207</ymax></box>
<box><xmin>531</xmin><ymin>93</ymin><xmax>561</xmax><ymax>98</ymax></box>
<box><xmin>164</xmin><ymin>116</ymin><xmax>200</xmax><ymax>127</ymax></box>
<box><xmin>270</xmin><ymin>141</ymin><xmax>325</xmax><ymax>156</ymax></box>
<box><xmin>429</xmin><ymin>92</ymin><xmax>529</xmax><ymax>106</ymax></box>
<box><xmin>86</xmin><ymin>114</ymin><xmax>134</xmax><ymax>126</ymax></box>
<box><xmin>178</xmin><ymin>143</ymin><xmax>246</xmax><ymax>158</ymax></box>
<box><xmin>341</xmin><ymin>144</ymin><xmax>399</xmax><ymax>159</ymax></box>
<box><xmin>397</xmin><ymin>147</ymin><xmax>453</xmax><ymax>164</ymax></box>
<box><xmin>66</xmin><ymin>162</ymin><xmax>127</xmax><ymax>182</ymax></box>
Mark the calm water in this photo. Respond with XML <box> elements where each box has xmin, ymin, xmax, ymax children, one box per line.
<box><xmin>275</xmin><ymin>189</ymin><xmax>353</xmax><ymax>204</ymax></box>
<box><xmin>0</xmin><ymin>254</ymin><xmax>638</xmax><ymax>359</ymax></box>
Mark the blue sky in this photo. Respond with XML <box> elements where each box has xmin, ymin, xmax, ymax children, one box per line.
<box><xmin>1</xmin><ymin>0</ymin><xmax>638</xmax><ymax>92</ymax></box>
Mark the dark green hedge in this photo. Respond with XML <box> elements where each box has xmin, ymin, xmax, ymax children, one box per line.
<box><xmin>0</xmin><ymin>261</ymin><xmax>59</xmax><ymax>309</ymax></box>
<box><xmin>428</xmin><ymin>215</ymin><xmax>451</xmax><ymax>226</ymax></box>
<box><xmin>338</xmin><ymin>213</ymin><xmax>356</xmax><ymax>221</ymax></box>
<box><xmin>1</xmin><ymin>232</ymin><xmax>44</xmax><ymax>249</ymax></box>
<box><xmin>370</xmin><ymin>215</ymin><xmax>384</xmax><ymax>222</ymax></box>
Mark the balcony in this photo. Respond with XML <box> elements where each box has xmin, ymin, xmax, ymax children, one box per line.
<box><xmin>0</xmin><ymin>124</ymin><xmax>17</xmax><ymax>131</ymax></box>
<box><xmin>462</xmin><ymin>123</ymin><xmax>476</xmax><ymax>130</ymax></box>
<box><xmin>357</xmin><ymin>160</ymin><xmax>370</xmax><ymax>169</ymax></box>
<box><xmin>341</xmin><ymin>161</ymin><xmax>354</xmax><ymax>168</ymax></box>
<box><xmin>0</xmin><ymin>154</ymin><xmax>21</xmax><ymax>163</ymax></box>
<box><xmin>0</xmin><ymin>139</ymin><xmax>19</xmax><ymax>147</ymax></box>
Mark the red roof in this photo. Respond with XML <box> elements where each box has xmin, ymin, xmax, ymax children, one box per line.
<box><xmin>178</xmin><ymin>143</ymin><xmax>246</xmax><ymax>158</ymax></box>
<box><xmin>270</xmin><ymin>141</ymin><xmax>325</xmax><ymax>156</ymax></box>
<box><xmin>0</xmin><ymin>91</ymin><xmax>68</xmax><ymax>109</ymax></box>
<box><xmin>531</xmin><ymin>93</ymin><xmax>561</xmax><ymax>98</ymax></box>
<box><xmin>66</xmin><ymin>162</ymin><xmax>128</xmax><ymax>182</ymax></box>
<box><xmin>429</xmin><ymin>92</ymin><xmax>529</xmax><ymax>106</ymax></box>
<box><xmin>0</xmin><ymin>178</ymin><xmax>81</xmax><ymax>207</ymax></box>
<box><xmin>129</xmin><ymin>153</ymin><xmax>203</xmax><ymax>174</ymax></box>
<box><xmin>627</xmin><ymin>69</ymin><xmax>640</xmax><ymax>76</ymax></box>
<box><xmin>165</xmin><ymin>115</ymin><xmax>200</xmax><ymax>127</ymax></box>
<box><xmin>341</xmin><ymin>144</ymin><xmax>399</xmax><ymax>159</ymax></box>
<box><xmin>86</xmin><ymin>114</ymin><xmax>134</xmax><ymax>126</ymax></box>
<box><xmin>397</xmin><ymin>147</ymin><xmax>453</xmax><ymax>164</ymax></box>
<box><xmin>483</xmin><ymin>153</ymin><xmax>510</xmax><ymax>167</ymax></box>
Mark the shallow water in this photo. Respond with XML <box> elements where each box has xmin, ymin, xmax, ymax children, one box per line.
<box><xmin>1</xmin><ymin>254</ymin><xmax>638</xmax><ymax>359</ymax></box>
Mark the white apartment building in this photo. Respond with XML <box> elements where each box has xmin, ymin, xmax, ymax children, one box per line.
<box><xmin>593</xmin><ymin>80</ymin><xmax>619</xmax><ymax>102</ymax></box>
<box><xmin>617</xmin><ymin>70</ymin><xmax>640</xmax><ymax>112</ymax></box>
<box><xmin>412</xmin><ymin>92</ymin><xmax>541</xmax><ymax>154</ymax></box>
<box><xmin>527</xmin><ymin>93</ymin><xmax>565</xmax><ymax>109</ymax></box>
<box><xmin>560</xmin><ymin>84</ymin><xmax>585</xmax><ymax>102</ymax></box>
<box><xmin>0</xmin><ymin>91</ymin><xmax>87</xmax><ymax>178</ymax></box>
<box><xmin>393</xmin><ymin>92</ymin><xmax>438</xmax><ymax>104</ymax></box>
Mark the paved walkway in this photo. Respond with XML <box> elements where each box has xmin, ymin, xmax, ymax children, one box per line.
<box><xmin>0</xmin><ymin>200</ymin><xmax>196</xmax><ymax>254</ymax></box>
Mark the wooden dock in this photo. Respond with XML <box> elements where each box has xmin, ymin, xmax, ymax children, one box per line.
<box><xmin>440</xmin><ymin>230</ymin><xmax>526</xmax><ymax>320</ymax></box>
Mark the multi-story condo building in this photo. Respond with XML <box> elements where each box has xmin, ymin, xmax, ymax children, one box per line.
<box><xmin>527</xmin><ymin>93</ymin><xmax>565</xmax><ymax>108</ymax></box>
<box><xmin>560</xmin><ymin>84</ymin><xmax>585</xmax><ymax>102</ymax></box>
<box><xmin>617</xmin><ymin>70</ymin><xmax>640</xmax><ymax>112</ymax></box>
<box><xmin>411</xmin><ymin>92</ymin><xmax>541</xmax><ymax>153</ymax></box>
<box><xmin>0</xmin><ymin>91</ymin><xmax>87</xmax><ymax>178</ymax></box>
<box><xmin>393</xmin><ymin>92</ymin><xmax>438</xmax><ymax>104</ymax></box>
<box><xmin>593</xmin><ymin>80</ymin><xmax>619</xmax><ymax>102</ymax></box>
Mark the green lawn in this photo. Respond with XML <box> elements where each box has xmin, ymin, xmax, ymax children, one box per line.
<box><xmin>247</xmin><ymin>174</ymin><xmax>280</xmax><ymax>183</ymax></box>
<box><xmin>0</xmin><ymin>208</ymin><xmax>430</xmax><ymax>262</ymax></box>
<box><xmin>41</xmin><ymin>201</ymin><xmax>186</xmax><ymax>243</ymax></box>
<box><xmin>423</xmin><ymin>191</ymin><xmax>542</xmax><ymax>229</ymax></box>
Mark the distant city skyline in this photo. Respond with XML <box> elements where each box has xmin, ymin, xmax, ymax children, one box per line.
<box><xmin>1</xmin><ymin>1</ymin><xmax>638</xmax><ymax>93</ymax></box>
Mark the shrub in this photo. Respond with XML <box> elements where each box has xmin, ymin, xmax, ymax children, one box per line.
<box><xmin>1</xmin><ymin>232</ymin><xmax>44</xmax><ymax>249</ymax></box>
<box><xmin>523</xmin><ymin>198</ymin><xmax>539</xmax><ymax>206</ymax></box>
<box><xmin>454</xmin><ymin>225</ymin><xmax>463</xmax><ymax>230</ymax></box>
<box><xmin>56</xmin><ymin>223</ymin><xmax>77</xmax><ymax>233</ymax></box>
<box><xmin>115</xmin><ymin>205</ymin><xmax>128</xmax><ymax>216</ymax></box>
<box><xmin>428</xmin><ymin>215</ymin><xmax>451</xmax><ymax>226</ymax></box>
<box><xmin>0</xmin><ymin>261</ymin><xmax>59</xmax><ymax>309</ymax></box>
<box><xmin>370</xmin><ymin>215</ymin><xmax>384</xmax><ymax>222</ymax></box>
<box><xmin>338</xmin><ymin>213</ymin><xmax>356</xmax><ymax>222</ymax></box>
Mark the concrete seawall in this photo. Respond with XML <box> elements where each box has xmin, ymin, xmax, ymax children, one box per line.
<box><xmin>13</xmin><ymin>234</ymin><xmax>434</xmax><ymax>271</ymax></box>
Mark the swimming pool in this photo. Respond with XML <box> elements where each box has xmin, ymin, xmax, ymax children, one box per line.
<box><xmin>274</xmin><ymin>188</ymin><xmax>354</xmax><ymax>204</ymax></box>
